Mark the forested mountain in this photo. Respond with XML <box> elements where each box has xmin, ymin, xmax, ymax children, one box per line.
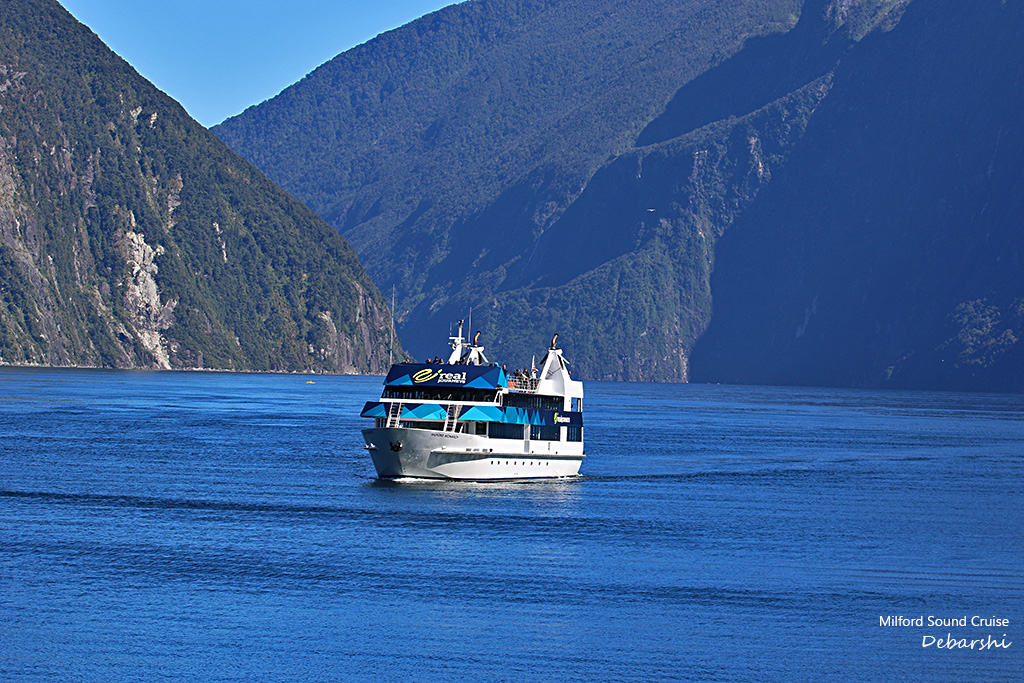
<box><xmin>215</xmin><ymin>0</ymin><xmax>808</xmax><ymax>379</ymax></box>
<box><xmin>0</xmin><ymin>0</ymin><xmax>399</xmax><ymax>372</ymax></box>
<box><xmin>216</xmin><ymin>0</ymin><xmax>1023</xmax><ymax>391</ymax></box>
<box><xmin>691</xmin><ymin>0</ymin><xmax>1024</xmax><ymax>392</ymax></box>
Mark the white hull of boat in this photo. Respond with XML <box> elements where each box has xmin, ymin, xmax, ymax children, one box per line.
<box><xmin>362</xmin><ymin>427</ymin><xmax>584</xmax><ymax>480</ymax></box>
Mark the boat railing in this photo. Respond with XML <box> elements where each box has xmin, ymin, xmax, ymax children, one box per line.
<box><xmin>506</xmin><ymin>376</ymin><xmax>539</xmax><ymax>393</ymax></box>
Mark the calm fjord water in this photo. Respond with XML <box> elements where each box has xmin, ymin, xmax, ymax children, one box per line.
<box><xmin>1</xmin><ymin>369</ymin><xmax>1021</xmax><ymax>682</ymax></box>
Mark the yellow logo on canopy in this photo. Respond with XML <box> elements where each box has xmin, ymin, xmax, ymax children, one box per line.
<box><xmin>413</xmin><ymin>368</ymin><xmax>441</xmax><ymax>383</ymax></box>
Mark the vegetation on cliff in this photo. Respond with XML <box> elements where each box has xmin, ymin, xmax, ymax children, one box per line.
<box><xmin>0</xmin><ymin>0</ymin><xmax>399</xmax><ymax>371</ymax></box>
<box><xmin>215</xmin><ymin>0</ymin><xmax>807</xmax><ymax>378</ymax></box>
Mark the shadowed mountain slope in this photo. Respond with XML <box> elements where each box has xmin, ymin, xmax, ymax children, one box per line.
<box><xmin>215</xmin><ymin>0</ymin><xmax>806</xmax><ymax>377</ymax></box>
<box><xmin>691</xmin><ymin>0</ymin><xmax>1024</xmax><ymax>392</ymax></box>
<box><xmin>216</xmin><ymin>0</ymin><xmax>1023</xmax><ymax>391</ymax></box>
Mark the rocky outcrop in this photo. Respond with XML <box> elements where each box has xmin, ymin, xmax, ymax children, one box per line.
<box><xmin>119</xmin><ymin>228</ymin><xmax>175</xmax><ymax>368</ymax></box>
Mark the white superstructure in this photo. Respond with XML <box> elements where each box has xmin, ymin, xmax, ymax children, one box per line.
<box><xmin>360</xmin><ymin>322</ymin><xmax>584</xmax><ymax>480</ymax></box>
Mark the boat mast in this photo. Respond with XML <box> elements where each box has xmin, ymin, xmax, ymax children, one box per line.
<box><xmin>448</xmin><ymin>319</ymin><xmax>466</xmax><ymax>363</ymax></box>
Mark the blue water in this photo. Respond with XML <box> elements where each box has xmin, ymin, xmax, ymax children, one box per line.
<box><xmin>1</xmin><ymin>368</ymin><xmax>1021</xmax><ymax>682</ymax></box>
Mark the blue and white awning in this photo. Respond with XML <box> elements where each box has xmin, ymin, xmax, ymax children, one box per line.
<box><xmin>400</xmin><ymin>403</ymin><xmax>449</xmax><ymax>420</ymax></box>
<box><xmin>361</xmin><ymin>400</ymin><xmax>582</xmax><ymax>426</ymax></box>
<box><xmin>456</xmin><ymin>405</ymin><xmax>505</xmax><ymax>422</ymax></box>
<box><xmin>360</xmin><ymin>401</ymin><xmax>388</xmax><ymax>418</ymax></box>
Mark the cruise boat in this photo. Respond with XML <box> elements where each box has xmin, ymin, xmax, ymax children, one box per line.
<box><xmin>360</xmin><ymin>322</ymin><xmax>584</xmax><ymax>480</ymax></box>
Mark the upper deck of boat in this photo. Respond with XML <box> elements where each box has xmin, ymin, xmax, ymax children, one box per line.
<box><xmin>506</xmin><ymin>375</ymin><xmax>539</xmax><ymax>393</ymax></box>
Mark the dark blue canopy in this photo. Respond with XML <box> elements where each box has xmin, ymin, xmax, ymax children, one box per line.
<box><xmin>384</xmin><ymin>363</ymin><xmax>508</xmax><ymax>389</ymax></box>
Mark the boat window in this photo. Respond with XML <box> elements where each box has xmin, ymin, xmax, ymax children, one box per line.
<box><xmin>530</xmin><ymin>425</ymin><xmax>560</xmax><ymax>441</ymax></box>
<box><xmin>567</xmin><ymin>426</ymin><xmax>582</xmax><ymax>442</ymax></box>
<box><xmin>489</xmin><ymin>423</ymin><xmax>525</xmax><ymax>440</ymax></box>
<box><xmin>400</xmin><ymin>420</ymin><xmax>444</xmax><ymax>431</ymax></box>
<box><xmin>382</xmin><ymin>386</ymin><xmax>499</xmax><ymax>403</ymax></box>
<box><xmin>504</xmin><ymin>393</ymin><xmax>563</xmax><ymax>411</ymax></box>
<box><xmin>571</xmin><ymin>397</ymin><xmax>581</xmax><ymax>411</ymax></box>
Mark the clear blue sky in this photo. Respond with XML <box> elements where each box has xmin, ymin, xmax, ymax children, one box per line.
<box><xmin>60</xmin><ymin>0</ymin><xmax>458</xmax><ymax>127</ymax></box>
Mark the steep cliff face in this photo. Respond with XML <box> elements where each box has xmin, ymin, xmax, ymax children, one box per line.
<box><xmin>691</xmin><ymin>0</ymin><xmax>1024</xmax><ymax>392</ymax></box>
<box><xmin>426</xmin><ymin>73</ymin><xmax>833</xmax><ymax>381</ymax></box>
<box><xmin>0</xmin><ymin>0</ymin><xmax>399</xmax><ymax>372</ymax></box>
